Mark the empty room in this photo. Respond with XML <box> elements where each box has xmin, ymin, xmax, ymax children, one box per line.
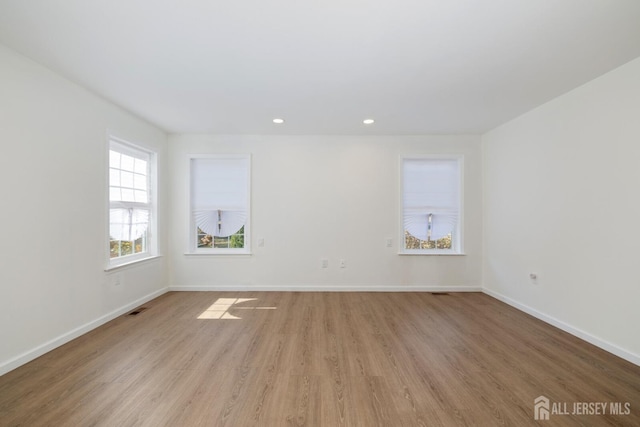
<box><xmin>1</xmin><ymin>1</ymin><xmax>640</xmax><ymax>425</ymax></box>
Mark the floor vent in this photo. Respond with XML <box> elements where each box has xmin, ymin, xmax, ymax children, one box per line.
<box><xmin>128</xmin><ymin>307</ymin><xmax>148</xmax><ymax>316</ymax></box>
<box><xmin>431</xmin><ymin>292</ymin><xmax>450</xmax><ymax>296</ymax></box>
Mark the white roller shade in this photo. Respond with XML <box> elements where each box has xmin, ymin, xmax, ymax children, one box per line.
<box><xmin>403</xmin><ymin>158</ymin><xmax>460</xmax><ymax>241</ymax></box>
<box><xmin>191</xmin><ymin>157</ymin><xmax>249</xmax><ymax>238</ymax></box>
<box><xmin>194</xmin><ymin>210</ymin><xmax>247</xmax><ymax>237</ymax></box>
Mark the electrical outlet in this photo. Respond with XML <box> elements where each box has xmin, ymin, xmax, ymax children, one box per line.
<box><xmin>386</xmin><ymin>238</ymin><xmax>393</xmax><ymax>247</ymax></box>
<box><xmin>339</xmin><ymin>259</ymin><xmax>346</xmax><ymax>268</ymax></box>
<box><xmin>321</xmin><ymin>259</ymin><xmax>329</xmax><ymax>269</ymax></box>
<box><xmin>114</xmin><ymin>275</ymin><xmax>121</xmax><ymax>286</ymax></box>
<box><xmin>258</xmin><ymin>238</ymin><xmax>265</xmax><ymax>247</ymax></box>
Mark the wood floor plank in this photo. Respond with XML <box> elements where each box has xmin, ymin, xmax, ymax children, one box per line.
<box><xmin>282</xmin><ymin>375</ymin><xmax>322</xmax><ymax>426</ymax></box>
<box><xmin>1</xmin><ymin>291</ymin><xmax>639</xmax><ymax>426</ymax></box>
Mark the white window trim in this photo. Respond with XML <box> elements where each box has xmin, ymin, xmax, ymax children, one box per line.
<box><xmin>106</xmin><ymin>135</ymin><xmax>158</xmax><ymax>269</ymax></box>
<box><xmin>187</xmin><ymin>154</ymin><xmax>252</xmax><ymax>255</ymax></box>
<box><xmin>104</xmin><ymin>255</ymin><xmax>163</xmax><ymax>272</ymax></box>
<box><xmin>398</xmin><ymin>154</ymin><xmax>465</xmax><ymax>255</ymax></box>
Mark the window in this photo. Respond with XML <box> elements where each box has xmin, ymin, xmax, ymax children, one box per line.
<box><xmin>190</xmin><ymin>155</ymin><xmax>250</xmax><ymax>254</ymax></box>
<box><xmin>108</xmin><ymin>138</ymin><xmax>156</xmax><ymax>266</ymax></box>
<box><xmin>401</xmin><ymin>156</ymin><xmax>462</xmax><ymax>254</ymax></box>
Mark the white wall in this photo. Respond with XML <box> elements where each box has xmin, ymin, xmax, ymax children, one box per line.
<box><xmin>168</xmin><ymin>134</ymin><xmax>483</xmax><ymax>291</ymax></box>
<box><xmin>482</xmin><ymin>57</ymin><xmax>640</xmax><ymax>364</ymax></box>
<box><xmin>0</xmin><ymin>44</ymin><xmax>168</xmax><ymax>374</ymax></box>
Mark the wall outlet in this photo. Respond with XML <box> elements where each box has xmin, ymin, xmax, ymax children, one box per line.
<box><xmin>113</xmin><ymin>275</ymin><xmax>121</xmax><ymax>286</ymax></box>
<box><xmin>339</xmin><ymin>259</ymin><xmax>346</xmax><ymax>268</ymax></box>
<box><xmin>386</xmin><ymin>238</ymin><xmax>393</xmax><ymax>247</ymax></box>
<box><xmin>321</xmin><ymin>259</ymin><xmax>329</xmax><ymax>269</ymax></box>
<box><xmin>257</xmin><ymin>238</ymin><xmax>265</xmax><ymax>247</ymax></box>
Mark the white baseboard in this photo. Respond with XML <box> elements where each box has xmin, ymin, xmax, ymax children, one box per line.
<box><xmin>0</xmin><ymin>287</ymin><xmax>169</xmax><ymax>376</ymax></box>
<box><xmin>483</xmin><ymin>288</ymin><xmax>640</xmax><ymax>367</ymax></box>
<box><xmin>169</xmin><ymin>284</ymin><xmax>482</xmax><ymax>292</ymax></box>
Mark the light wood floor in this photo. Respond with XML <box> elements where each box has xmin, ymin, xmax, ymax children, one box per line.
<box><xmin>1</xmin><ymin>292</ymin><xmax>639</xmax><ymax>426</ymax></box>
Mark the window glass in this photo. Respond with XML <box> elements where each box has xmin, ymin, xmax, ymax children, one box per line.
<box><xmin>109</xmin><ymin>138</ymin><xmax>155</xmax><ymax>265</ymax></box>
<box><xmin>401</xmin><ymin>157</ymin><xmax>462</xmax><ymax>254</ymax></box>
<box><xmin>190</xmin><ymin>155</ymin><xmax>250</xmax><ymax>253</ymax></box>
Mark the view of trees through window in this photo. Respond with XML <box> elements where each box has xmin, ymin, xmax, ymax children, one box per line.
<box><xmin>197</xmin><ymin>226</ymin><xmax>245</xmax><ymax>249</ymax></box>
<box><xmin>404</xmin><ymin>231</ymin><xmax>452</xmax><ymax>250</ymax></box>
<box><xmin>110</xmin><ymin>236</ymin><xmax>146</xmax><ymax>258</ymax></box>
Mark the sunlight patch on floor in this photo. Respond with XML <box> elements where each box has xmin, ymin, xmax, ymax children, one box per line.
<box><xmin>197</xmin><ymin>297</ymin><xmax>277</xmax><ymax>319</ymax></box>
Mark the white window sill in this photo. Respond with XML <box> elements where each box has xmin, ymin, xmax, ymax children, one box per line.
<box><xmin>105</xmin><ymin>255</ymin><xmax>162</xmax><ymax>272</ymax></box>
<box><xmin>184</xmin><ymin>251</ymin><xmax>252</xmax><ymax>256</ymax></box>
<box><xmin>398</xmin><ymin>252</ymin><xmax>466</xmax><ymax>256</ymax></box>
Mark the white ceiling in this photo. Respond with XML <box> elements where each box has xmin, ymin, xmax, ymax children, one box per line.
<box><xmin>1</xmin><ymin>0</ymin><xmax>640</xmax><ymax>135</ymax></box>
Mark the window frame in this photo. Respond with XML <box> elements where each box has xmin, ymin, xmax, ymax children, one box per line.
<box><xmin>399</xmin><ymin>154</ymin><xmax>464</xmax><ymax>255</ymax></box>
<box><xmin>187</xmin><ymin>154</ymin><xmax>252</xmax><ymax>255</ymax></box>
<box><xmin>106</xmin><ymin>135</ymin><xmax>158</xmax><ymax>269</ymax></box>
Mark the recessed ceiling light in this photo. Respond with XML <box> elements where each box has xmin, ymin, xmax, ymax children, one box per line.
<box><xmin>363</xmin><ymin>119</ymin><xmax>375</xmax><ymax>125</ymax></box>
<box><xmin>273</xmin><ymin>118</ymin><xmax>285</xmax><ymax>124</ymax></box>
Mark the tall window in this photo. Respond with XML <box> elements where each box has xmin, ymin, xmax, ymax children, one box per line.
<box><xmin>190</xmin><ymin>155</ymin><xmax>250</xmax><ymax>254</ymax></box>
<box><xmin>108</xmin><ymin>138</ymin><xmax>156</xmax><ymax>265</ymax></box>
<box><xmin>401</xmin><ymin>156</ymin><xmax>462</xmax><ymax>254</ymax></box>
